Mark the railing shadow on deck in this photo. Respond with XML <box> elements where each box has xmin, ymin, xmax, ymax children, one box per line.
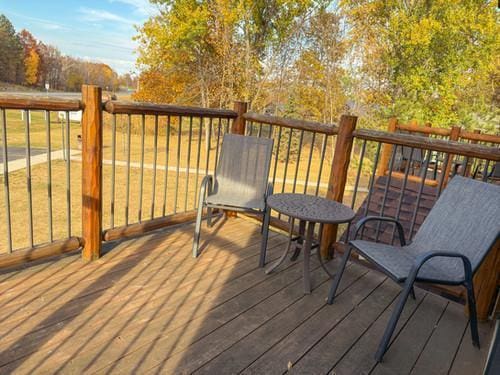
<box><xmin>0</xmin><ymin>214</ymin><xmax>274</xmax><ymax>373</ymax></box>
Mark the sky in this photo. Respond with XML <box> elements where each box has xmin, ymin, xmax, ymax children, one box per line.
<box><xmin>0</xmin><ymin>0</ymin><xmax>157</xmax><ymax>74</ymax></box>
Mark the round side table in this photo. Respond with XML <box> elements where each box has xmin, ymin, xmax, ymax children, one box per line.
<box><xmin>263</xmin><ymin>193</ymin><xmax>356</xmax><ymax>294</ymax></box>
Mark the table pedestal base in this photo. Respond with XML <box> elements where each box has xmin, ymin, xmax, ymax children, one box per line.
<box><xmin>266</xmin><ymin>220</ymin><xmax>334</xmax><ymax>294</ymax></box>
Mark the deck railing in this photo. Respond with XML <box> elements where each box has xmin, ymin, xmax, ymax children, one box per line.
<box><xmin>0</xmin><ymin>84</ymin><xmax>499</xmax><ymax>318</ymax></box>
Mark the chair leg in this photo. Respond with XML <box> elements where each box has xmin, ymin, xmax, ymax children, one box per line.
<box><xmin>375</xmin><ymin>276</ymin><xmax>416</xmax><ymax>362</ymax></box>
<box><xmin>327</xmin><ymin>246</ymin><xmax>352</xmax><ymax>304</ymax></box>
<box><xmin>465</xmin><ymin>280</ymin><xmax>480</xmax><ymax>348</ymax></box>
<box><xmin>192</xmin><ymin>202</ymin><xmax>204</xmax><ymax>258</ymax></box>
<box><xmin>410</xmin><ymin>286</ymin><xmax>416</xmax><ymax>300</ymax></box>
<box><xmin>259</xmin><ymin>207</ymin><xmax>271</xmax><ymax>268</ymax></box>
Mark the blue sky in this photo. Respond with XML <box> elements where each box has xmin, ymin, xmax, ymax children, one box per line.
<box><xmin>0</xmin><ymin>0</ymin><xmax>157</xmax><ymax>74</ymax></box>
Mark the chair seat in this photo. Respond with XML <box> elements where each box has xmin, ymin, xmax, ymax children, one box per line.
<box><xmin>350</xmin><ymin>240</ymin><xmax>466</xmax><ymax>284</ymax></box>
<box><xmin>206</xmin><ymin>192</ymin><xmax>265</xmax><ymax>211</ymax></box>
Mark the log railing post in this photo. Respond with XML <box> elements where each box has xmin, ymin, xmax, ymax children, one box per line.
<box><xmin>472</xmin><ymin>239</ymin><xmax>499</xmax><ymax>320</ymax></box>
<box><xmin>232</xmin><ymin>101</ymin><xmax>248</xmax><ymax>135</ymax></box>
<box><xmin>81</xmin><ymin>85</ymin><xmax>103</xmax><ymax>261</ymax></box>
<box><xmin>441</xmin><ymin>125</ymin><xmax>461</xmax><ymax>187</ymax></box>
<box><xmin>321</xmin><ymin>114</ymin><xmax>358</xmax><ymax>258</ymax></box>
<box><xmin>376</xmin><ymin>117</ymin><xmax>397</xmax><ymax>176</ymax></box>
<box><xmin>226</xmin><ymin>101</ymin><xmax>248</xmax><ymax>218</ymax></box>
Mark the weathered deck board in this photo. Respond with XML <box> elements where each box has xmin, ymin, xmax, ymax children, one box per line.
<box><xmin>0</xmin><ymin>218</ymin><xmax>493</xmax><ymax>374</ymax></box>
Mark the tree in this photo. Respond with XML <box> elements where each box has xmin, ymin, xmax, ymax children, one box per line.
<box><xmin>37</xmin><ymin>43</ymin><xmax>63</xmax><ymax>89</ymax></box>
<box><xmin>0</xmin><ymin>15</ymin><xmax>24</xmax><ymax>83</ymax></box>
<box><xmin>134</xmin><ymin>0</ymin><xmax>318</xmax><ymax>110</ymax></box>
<box><xmin>341</xmin><ymin>0</ymin><xmax>499</xmax><ymax>129</ymax></box>
<box><xmin>18</xmin><ymin>29</ymin><xmax>41</xmax><ymax>86</ymax></box>
<box><xmin>24</xmin><ymin>49</ymin><xmax>40</xmax><ymax>85</ymax></box>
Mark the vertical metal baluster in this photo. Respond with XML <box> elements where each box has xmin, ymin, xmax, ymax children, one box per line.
<box><xmin>248</xmin><ymin>121</ymin><xmax>253</xmax><ymax>136</ymax></box>
<box><xmin>110</xmin><ymin>114</ymin><xmax>116</xmax><ymax>228</ymax></box>
<box><xmin>257</xmin><ymin>123</ymin><xmax>263</xmax><ymax>137</ymax></box>
<box><xmin>375</xmin><ymin>145</ymin><xmax>397</xmax><ymax>242</ymax></box>
<box><xmin>24</xmin><ymin>110</ymin><xmax>34</xmax><ymax>247</ymax></box>
<box><xmin>184</xmin><ymin>116</ymin><xmax>193</xmax><ymax>212</ymax></box>
<box><xmin>61</xmin><ymin>117</ymin><xmax>65</xmax><ymax>160</ymax></box>
<box><xmin>193</xmin><ymin>117</ymin><xmax>203</xmax><ymax>209</ymax></box>
<box><xmin>173</xmin><ymin>116</ymin><xmax>182</xmax><ymax>214</ymax></box>
<box><xmin>292</xmin><ymin>130</ymin><xmax>304</xmax><ymax>193</ymax></box>
<box><xmin>482</xmin><ymin>160</ymin><xmax>490</xmax><ymax>182</ymax></box>
<box><xmin>65</xmin><ymin>113</ymin><xmax>71</xmax><ymax>236</ymax></box>
<box><xmin>315</xmin><ymin>134</ymin><xmax>328</xmax><ymax>196</ymax></box>
<box><xmin>162</xmin><ymin>116</ymin><xmax>171</xmax><ymax>216</ymax></box>
<box><xmin>150</xmin><ymin>115</ymin><xmax>159</xmax><ymax>219</ymax></box>
<box><xmin>214</xmin><ymin>118</ymin><xmax>222</xmax><ymax>180</ymax></box>
<box><xmin>224</xmin><ymin>119</ymin><xmax>229</xmax><ymax>133</ymax></box>
<box><xmin>125</xmin><ymin>114</ymin><xmax>131</xmax><ymax>225</ymax></box>
<box><xmin>360</xmin><ymin>142</ymin><xmax>382</xmax><ymax>239</ymax></box>
<box><xmin>45</xmin><ymin>111</ymin><xmax>53</xmax><ymax>242</ymax></box>
<box><xmin>281</xmin><ymin>129</ymin><xmax>293</xmax><ymax>193</ymax></box>
<box><xmin>391</xmin><ymin>147</ymin><xmax>414</xmax><ymax>244</ymax></box>
<box><xmin>138</xmin><ymin>114</ymin><xmax>145</xmax><ymax>222</ymax></box>
<box><xmin>279</xmin><ymin>129</ymin><xmax>293</xmax><ymax>220</ymax></box>
<box><xmin>268</xmin><ymin>125</ymin><xmax>273</xmax><ymax>139</ymax></box>
<box><xmin>1</xmin><ymin>109</ymin><xmax>12</xmax><ymax>252</ymax></box>
<box><xmin>271</xmin><ymin>126</ymin><xmax>282</xmax><ymax>190</ymax></box>
<box><xmin>350</xmin><ymin>139</ymin><xmax>367</xmax><ymax>209</ymax></box>
<box><xmin>205</xmin><ymin>117</ymin><xmax>212</xmax><ymax>176</ymax></box>
<box><xmin>362</xmin><ymin>142</ymin><xmax>382</xmax><ymax>217</ymax></box>
<box><xmin>303</xmin><ymin>132</ymin><xmax>316</xmax><ymax>194</ymax></box>
<box><xmin>409</xmin><ymin>151</ymin><xmax>431</xmax><ymax>238</ymax></box>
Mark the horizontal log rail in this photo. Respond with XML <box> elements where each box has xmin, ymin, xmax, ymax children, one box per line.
<box><xmin>459</xmin><ymin>130</ymin><xmax>500</xmax><ymax>145</ymax></box>
<box><xmin>104</xmin><ymin>100</ymin><xmax>238</xmax><ymax>118</ymax></box>
<box><xmin>0</xmin><ymin>237</ymin><xmax>82</xmax><ymax>269</ymax></box>
<box><xmin>243</xmin><ymin>112</ymin><xmax>338</xmax><ymax>135</ymax></box>
<box><xmin>0</xmin><ymin>94</ymin><xmax>83</xmax><ymax>111</ymax></box>
<box><xmin>396</xmin><ymin>123</ymin><xmax>451</xmax><ymax>137</ymax></box>
<box><xmin>396</xmin><ymin>121</ymin><xmax>500</xmax><ymax>145</ymax></box>
<box><xmin>102</xmin><ymin>209</ymin><xmax>218</xmax><ymax>241</ymax></box>
<box><xmin>354</xmin><ymin>128</ymin><xmax>500</xmax><ymax>161</ymax></box>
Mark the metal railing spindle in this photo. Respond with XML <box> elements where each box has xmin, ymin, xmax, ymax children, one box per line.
<box><xmin>1</xmin><ymin>109</ymin><xmax>12</xmax><ymax>252</ymax></box>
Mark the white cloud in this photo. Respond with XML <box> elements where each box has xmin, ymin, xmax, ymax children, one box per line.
<box><xmin>4</xmin><ymin>11</ymin><xmax>69</xmax><ymax>31</ymax></box>
<box><xmin>78</xmin><ymin>7</ymin><xmax>136</xmax><ymax>24</ymax></box>
<box><xmin>108</xmin><ymin>0</ymin><xmax>157</xmax><ymax>17</ymax></box>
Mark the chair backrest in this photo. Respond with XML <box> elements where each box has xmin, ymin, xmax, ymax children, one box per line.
<box><xmin>413</xmin><ymin>176</ymin><xmax>500</xmax><ymax>271</ymax></box>
<box><xmin>213</xmin><ymin>134</ymin><xmax>274</xmax><ymax>209</ymax></box>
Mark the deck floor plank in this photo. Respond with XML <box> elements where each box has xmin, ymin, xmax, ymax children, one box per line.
<box><xmin>0</xmin><ymin>218</ymin><xmax>493</xmax><ymax>375</ymax></box>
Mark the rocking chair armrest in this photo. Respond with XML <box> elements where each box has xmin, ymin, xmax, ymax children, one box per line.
<box><xmin>354</xmin><ymin>216</ymin><xmax>407</xmax><ymax>246</ymax></box>
<box><xmin>200</xmin><ymin>175</ymin><xmax>213</xmax><ymax>200</ymax></box>
<box><xmin>409</xmin><ymin>251</ymin><xmax>473</xmax><ymax>283</ymax></box>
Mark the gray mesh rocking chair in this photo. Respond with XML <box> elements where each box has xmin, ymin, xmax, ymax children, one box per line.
<box><xmin>192</xmin><ymin>134</ymin><xmax>274</xmax><ymax>259</ymax></box>
<box><xmin>327</xmin><ymin>176</ymin><xmax>500</xmax><ymax>362</ymax></box>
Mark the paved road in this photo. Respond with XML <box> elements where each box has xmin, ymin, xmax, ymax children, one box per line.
<box><xmin>0</xmin><ymin>147</ymin><xmax>46</xmax><ymax>163</ymax></box>
<box><xmin>2</xmin><ymin>91</ymin><xmax>81</xmax><ymax>99</ymax></box>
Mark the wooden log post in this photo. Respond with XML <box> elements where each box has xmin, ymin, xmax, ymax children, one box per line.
<box><xmin>321</xmin><ymin>115</ymin><xmax>358</xmax><ymax>258</ymax></box>
<box><xmin>376</xmin><ymin>117</ymin><xmax>398</xmax><ymax>176</ymax></box>
<box><xmin>231</xmin><ymin>101</ymin><xmax>248</xmax><ymax>135</ymax></box>
<box><xmin>470</xmin><ymin>239</ymin><xmax>500</xmax><ymax>321</ymax></box>
<box><xmin>81</xmin><ymin>85</ymin><xmax>103</xmax><ymax>261</ymax></box>
<box><xmin>464</xmin><ymin>129</ymin><xmax>481</xmax><ymax>176</ymax></box>
<box><xmin>227</xmin><ymin>101</ymin><xmax>248</xmax><ymax>218</ymax></box>
<box><xmin>441</xmin><ymin>125</ymin><xmax>461</xmax><ymax>187</ymax></box>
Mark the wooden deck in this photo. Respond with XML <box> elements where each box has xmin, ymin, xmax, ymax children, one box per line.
<box><xmin>0</xmin><ymin>217</ymin><xmax>494</xmax><ymax>374</ymax></box>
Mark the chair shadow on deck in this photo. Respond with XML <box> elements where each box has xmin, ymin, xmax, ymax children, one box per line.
<box><xmin>0</xmin><ymin>214</ymin><xmax>269</xmax><ymax>373</ymax></box>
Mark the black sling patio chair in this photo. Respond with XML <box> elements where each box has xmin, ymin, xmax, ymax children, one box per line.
<box><xmin>327</xmin><ymin>176</ymin><xmax>500</xmax><ymax>362</ymax></box>
<box><xmin>192</xmin><ymin>133</ymin><xmax>274</xmax><ymax>259</ymax></box>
